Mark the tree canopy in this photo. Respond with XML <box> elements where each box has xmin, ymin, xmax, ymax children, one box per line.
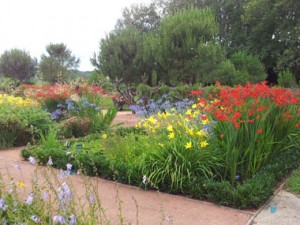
<box><xmin>0</xmin><ymin>49</ymin><xmax>37</xmax><ymax>82</ymax></box>
<box><xmin>39</xmin><ymin>43</ymin><xmax>80</xmax><ymax>83</ymax></box>
<box><xmin>93</xmin><ymin>0</ymin><xmax>299</xmax><ymax>86</ymax></box>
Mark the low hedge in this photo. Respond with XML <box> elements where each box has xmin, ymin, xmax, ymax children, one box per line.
<box><xmin>21</xmin><ymin>139</ymin><xmax>300</xmax><ymax>209</ymax></box>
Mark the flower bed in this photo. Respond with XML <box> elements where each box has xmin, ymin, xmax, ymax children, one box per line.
<box><xmin>21</xmin><ymin>83</ymin><xmax>300</xmax><ymax>208</ymax></box>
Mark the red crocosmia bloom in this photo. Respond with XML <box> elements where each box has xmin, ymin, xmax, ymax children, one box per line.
<box><xmin>256</xmin><ymin>115</ymin><xmax>261</xmax><ymax>119</ymax></box>
<box><xmin>190</xmin><ymin>90</ymin><xmax>203</xmax><ymax>96</ymax></box>
<box><xmin>257</xmin><ymin>129</ymin><xmax>263</xmax><ymax>134</ymax></box>
<box><xmin>248</xmin><ymin>119</ymin><xmax>254</xmax><ymax>123</ymax></box>
<box><xmin>234</xmin><ymin>123</ymin><xmax>240</xmax><ymax>129</ymax></box>
<box><xmin>201</xmin><ymin>115</ymin><xmax>207</xmax><ymax>121</ymax></box>
<box><xmin>295</xmin><ymin>123</ymin><xmax>299</xmax><ymax>128</ymax></box>
<box><xmin>215</xmin><ymin>80</ymin><xmax>220</xmax><ymax>86</ymax></box>
<box><xmin>248</xmin><ymin>110</ymin><xmax>255</xmax><ymax>116</ymax></box>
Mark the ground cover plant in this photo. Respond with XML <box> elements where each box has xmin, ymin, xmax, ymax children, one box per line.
<box><xmin>285</xmin><ymin>167</ymin><xmax>300</xmax><ymax>195</ymax></box>
<box><xmin>22</xmin><ymin>83</ymin><xmax>300</xmax><ymax>209</ymax></box>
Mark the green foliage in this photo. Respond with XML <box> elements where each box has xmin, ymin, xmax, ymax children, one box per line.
<box><xmin>155</xmin><ymin>7</ymin><xmax>226</xmax><ymax>85</ymax></box>
<box><xmin>277</xmin><ymin>69</ymin><xmax>298</xmax><ymax>88</ymax></box>
<box><xmin>0</xmin><ymin>49</ymin><xmax>37</xmax><ymax>82</ymax></box>
<box><xmin>0</xmin><ymin>115</ymin><xmax>31</xmax><ymax>148</ymax></box>
<box><xmin>0</xmin><ymin>104</ymin><xmax>54</xmax><ymax>148</ymax></box>
<box><xmin>0</xmin><ymin>77</ymin><xmax>19</xmax><ymax>94</ymax></box>
<box><xmin>39</xmin><ymin>43</ymin><xmax>80</xmax><ymax>83</ymax></box>
<box><xmin>92</xmin><ymin>27</ymin><xmax>143</xmax><ymax>84</ymax></box>
<box><xmin>58</xmin><ymin>116</ymin><xmax>92</xmax><ymax>138</ymax></box>
<box><xmin>230</xmin><ymin>51</ymin><xmax>266</xmax><ymax>85</ymax></box>
<box><xmin>115</xmin><ymin>2</ymin><xmax>161</xmax><ymax>32</ymax></box>
<box><xmin>243</xmin><ymin>0</ymin><xmax>300</xmax><ymax>79</ymax></box>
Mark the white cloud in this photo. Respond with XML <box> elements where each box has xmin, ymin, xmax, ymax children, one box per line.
<box><xmin>0</xmin><ymin>0</ymin><xmax>151</xmax><ymax>71</ymax></box>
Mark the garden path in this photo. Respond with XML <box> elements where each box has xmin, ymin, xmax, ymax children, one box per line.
<box><xmin>0</xmin><ymin>148</ymin><xmax>253</xmax><ymax>225</ymax></box>
<box><xmin>0</xmin><ymin>112</ymin><xmax>254</xmax><ymax>225</ymax></box>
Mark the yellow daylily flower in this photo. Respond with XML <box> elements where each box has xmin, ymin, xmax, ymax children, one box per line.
<box><xmin>185</xmin><ymin>109</ymin><xmax>192</xmax><ymax>116</ymax></box>
<box><xmin>185</xmin><ymin>141</ymin><xmax>192</xmax><ymax>149</ymax></box>
<box><xmin>167</xmin><ymin>125</ymin><xmax>173</xmax><ymax>132</ymax></box>
<box><xmin>168</xmin><ymin>132</ymin><xmax>175</xmax><ymax>139</ymax></box>
<box><xmin>196</xmin><ymin>130</ymin><xmax>205</xmax><ymax>137</ymax></box>
<box><xmin>187</xmin><ymin>129</ymin><xmax>194</xmax><ymax>136</ymax></box>
<box><xmin>148</xmin><ymin>116</ymin><xmax>157</xmax><ymax>124</ymax></box>
<box><xmin>202</xmin><ymin>119</ymin><xmax>209</xmax><ymax>125</ymax></box>
<box><xmin>200</xmin><ymin>141</ymin><xmax>209</xmax><ymax>148</ymax></box>
<box><xmin>16</xmin><ymin>181</ymin><xmax>25</xmax><ymax>188</ymax></box>
<box><xmin>165</xmin><ymin>112</ymin><xmax>171</xmax><ymax>117</ymax></box>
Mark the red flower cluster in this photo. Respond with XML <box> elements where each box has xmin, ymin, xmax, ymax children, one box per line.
<box><xmin>202</xmin><ymin>82</ymin><xmax>300</xmax><ymax>129</ymax></box>
<box><xmin>18</xmin><ymin>83</ymin><xmax>106</xmax><ymax>101</ymax></box>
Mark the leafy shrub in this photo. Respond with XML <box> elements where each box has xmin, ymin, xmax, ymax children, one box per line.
<box><xmin>278</xmin><ymin>69</ymin><xmax>298</xmax><ymax>88</ymax></box>
<box><xmin>0</xmin><ymin>116</ymin><xmax>31</xmax><ymax>148</ymax></box>
<box><xmin>0</xmin><ymin>95</ymin><xmax>54</xmax><ymax>148</ymax></box>
<box><xmin>0</xmin><ymin>77</ymin><xmax>19</xmax><ymax>94</ymax></box>
<box><xmin>230</xmin><ymin>51</ymin><xmax>266</xmax><ymax>85</ymax></box>
<box><xmin>58</xmin><ymin>116</ymin><xmax>92</xmax><ymax>138</ymax></box>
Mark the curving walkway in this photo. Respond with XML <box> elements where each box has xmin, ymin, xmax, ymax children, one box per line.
<box><xmin>0</xmin><ymin>148</ymin><xmax>253</xmax><ymax>225</ymax></box>
<box><xmin>0</xmin><ymin>112</ymin><xmax>254</xmax><ymax>225</ymax></box>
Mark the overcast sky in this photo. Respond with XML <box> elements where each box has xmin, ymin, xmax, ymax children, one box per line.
<box><xmin>0</xmin><ymin>0</ymin><xmax>151</xmax><ymax>71</ymax></box>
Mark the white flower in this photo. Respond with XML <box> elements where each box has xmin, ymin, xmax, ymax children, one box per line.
<box><xmin>47</xmin><ymin>157</ymin><xmax>53</xmax><ymax>166</ymax></box>
<box><xmin>142</xmin><ymin>175</ymin><xmax>147</xmax><ymax>185</ymax></box>
<box><xmin>28</xmin><ymin>156</ymin><xmax>36</xmax><ymax>164</ymax></box>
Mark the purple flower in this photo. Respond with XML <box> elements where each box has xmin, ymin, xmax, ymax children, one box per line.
<box><xmin>15</xmin><ymin>164</ymin><xmax>20</xmax><ymax>170</ymax></box>
<box><xmin>0</xmin><ymin>199</ymin><xmax>8</xmax><ymax>211</ymax></box>
<box><xmin>69</xmin><ymin>215</ymin><xmax>77</xmax><ymax>225</ymax></box>
<box><xmin>26</xmin><ymin>193</ymin><xmax>34</xmax><ymax>205</ymax></box>
<box><xmin>42</xmin><ymin>191</ymin><xmax>49</xmax><ymax>200</ymax></box>
<box><xmin>31</xmin><ymin>215</ymin><xmax>41</xmax><ymax>223</ymax></box>
<box><xmin>28</xmin><ymin>156</ymin><xmax>36</xmax><ymax>164</ymax></box>
<box><xmin>57</xmin><ymin>182</ymin><xmax>72</xmax><ymax>205</ymax></box>
<box><xmin>89</xmin><ymin>194</ymin><xmax>94</xmax><ymax>203</ymax></box>
<box><xmin>58</xmin><ymin>170</ymin><xmax>69</xmax><ymax>179</ymax></box>
<box><xmin>53</xmin><ymin>215</ymin><xmax>66</xmax><ymax>224</ymax></box>
<box><xmin>66</xmin><ymin>163</ymin><xmax>72</xmax><ymax>171</ymax></box>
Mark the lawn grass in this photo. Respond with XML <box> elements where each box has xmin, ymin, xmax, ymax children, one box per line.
<box><xmin>285</xmin><ymin>167</ymin><xmax>300</xmax><ymax>194</ymax></box>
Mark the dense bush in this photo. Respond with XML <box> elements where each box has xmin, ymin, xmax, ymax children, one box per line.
<box><xmin>0</xmin><ymin>94</ymin><xmax>54</xmax><ymax>148</ymax></box>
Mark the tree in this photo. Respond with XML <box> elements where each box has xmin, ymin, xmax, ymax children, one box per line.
<box><xmin>242</xmin><ymin>0</ymin><xmax>300</xmax><ymax>82</ymax></box>
<box><xmin>91</xmin><ymin>27</ymin><xmax>143</xmax><ymax>84</ymax></box>
<box><xmin>115</xmin><ymin>2</ymin><xmax>161</xmax><ymax>33</ymax></box>
<box><xmin>150</xmin><ymin>7</ymin><xmax>228</xmax><ymax>85</ymax></box>
<box><xmin>39</xmin><ymin>43</ymin><xmax>80</xmax><ymax>83</ymax></box>
<box><xmin>0</xmin><ymin>49</ymin><xmax>37</xmax><ymax>82</ymax></box>
<box><xmin>230</xmin><ymin>51</ymin><xmax>267</xmax><ymax>85</ymax></box>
